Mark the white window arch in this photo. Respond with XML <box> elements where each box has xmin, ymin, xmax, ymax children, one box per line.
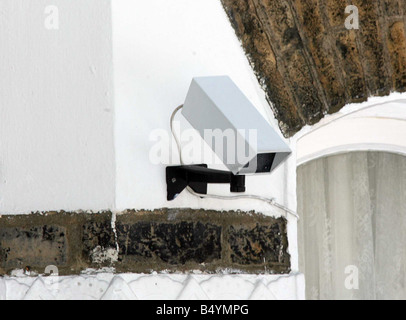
<box><xmin>297</xmin><ymin>98</ymin><xmax>406</xmax><ymax>166</ymax></box>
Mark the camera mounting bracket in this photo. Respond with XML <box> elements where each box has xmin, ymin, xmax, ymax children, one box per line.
<box><xmin>166</xmin><ymin>164</ymin><xmax>246</xmax><ymax>201</ymax></box>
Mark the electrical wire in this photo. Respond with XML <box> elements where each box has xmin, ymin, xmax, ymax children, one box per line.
<box><xmin>170</xmin><ymin>105</ymin><xmax>299</xmax><ymax>220</ymax></box>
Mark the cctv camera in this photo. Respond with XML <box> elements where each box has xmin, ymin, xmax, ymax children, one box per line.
<box><xmin>166</xmin><ymin>76</ymin><xmax>291</xmax><ymax>201</ymax></box>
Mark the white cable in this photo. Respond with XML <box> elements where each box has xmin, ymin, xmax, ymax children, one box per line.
<box><xmin>170</xmin><ymin>105</ymin><xmax>299</xmax><ymax>220</ymax></box>
<box><xmin>170</xmin><ymin>105</ymin><xmax>184</xmax><ymax>164</ymax></box>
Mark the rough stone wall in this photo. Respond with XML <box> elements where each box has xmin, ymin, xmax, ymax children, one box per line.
<box><xmin>0</xmin><ymin>210</ymin><xmax>290</xmax><ymax>275</ymax></box>
<box><xmin>221</xmin><ymin>0</ymin><xmax>406</xmax><ymax>136</ymax></box>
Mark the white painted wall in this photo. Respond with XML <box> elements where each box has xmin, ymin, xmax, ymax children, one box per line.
<box><xmin>0</xmin><ymin>0</ymin><xmax>303</xmax><ymax>297</ymax></box>
<box><xmin>112</xmin><ymin>0</ymin><xmax>293</xmax><ymax>211</ymax></box>
<box><xmin>0</xmin><ymin>0</ymin><xmax>115</xmax><ymax>213</ymax></box>
<box><xmin>112</xmin><ymin>0</ymin><xmax>299</xmax><ymax>271</ymax></box>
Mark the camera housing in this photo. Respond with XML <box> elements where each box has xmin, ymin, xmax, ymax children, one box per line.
<box><xmin>182</xmin><ymin>76</ymin><xmax>291</xmax><ymax>175</ymax></box>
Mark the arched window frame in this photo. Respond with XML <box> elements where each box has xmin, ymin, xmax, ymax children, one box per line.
<box><xmin>296</xmin><ymin>96</ymin><xmax>406</xmax><ymax>167</ymax></box>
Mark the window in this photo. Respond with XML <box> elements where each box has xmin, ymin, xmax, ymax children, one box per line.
<box><xmin>298</xmin><ymin>151</ymin><xmax>406</xmax><ymax>299</ymax></box>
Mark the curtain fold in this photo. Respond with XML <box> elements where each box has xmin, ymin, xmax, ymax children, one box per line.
<box><xmin>298</xmin><ymin>152</ymin><xmax>406</xmax><ymax>300</ymax></box>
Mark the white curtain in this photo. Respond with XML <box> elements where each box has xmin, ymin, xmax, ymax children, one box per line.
<box><xmin>298</xmin><ymin>152</ymin><xmax>406</xmax><ymax>300</ymax></box>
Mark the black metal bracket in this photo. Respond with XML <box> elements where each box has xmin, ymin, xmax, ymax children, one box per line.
<box><xmin>166</xmin><ymin>164</ymin><xmax>246</xmax><ymax>201</ymax></box>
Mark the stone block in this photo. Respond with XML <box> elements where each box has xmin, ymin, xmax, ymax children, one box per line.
<box><xmin>0</xmin><ymin>225</ymin><xmax>66</xmax><ymax>269</ymax></box>
<box><xmin>116</xmin><ymin>221</ymin><xmax>222</xmax><ymax>265</ymax></box>
<box><xmin>228</xmin><ymin>223</ymin><xmax>289</xmax><ymax>267</ymax></box>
